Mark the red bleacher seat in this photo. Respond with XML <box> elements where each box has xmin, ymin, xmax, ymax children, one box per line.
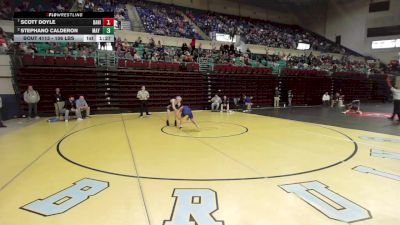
<box><xmin>136</xmin><ymin>61</ymin><xmax>145</xmax><ymax>69</ymax></box>
<box><xmin>193</xmin><ymin>63</ymin><xmax>199</xmax><ymax>72</ymax></box>
<box><xmin>22</xmin><ymin>55</ymin><xmax>33</xmax><ymax>66</ymax></box>
<box><xmin>34</xmin><ymin>56</ymin><xmax>45</xmax><ymax>65</ymax></box>
<box><xmin>45</xmin><ymin>56</ymin><xmax>55</xmax><ymax>65</ymax></box>
<box><xmin>152</xmin><ymin>61</ymin><xmax>162</xmax><ymax>70</ymax></box>
<box><xmin>55</xmin><ymin>56</ymin><xmax>66</xmax><ymax>66</ymax></box>
<box><xmin>119</xmin><ymin>59</ymin><xmax>126</xmax><ymax>68</ymax></box>
<box><xmin>172</xmin><ymin>63</ymin><xmax>180</xmax><ymax>71</ymax></box>
<box><xmin>66</xmin><ymin>56</ymin><xmax>75</xmax><ymax>66</ymax></box>
<box><xmin>126</xmin><ymin>60</ymin><xmax>135</xmax><ymax>68</ymax></box>
<box><xmin>236</xmin><ymin>66</ymin><xmax>244</xmax><ymax>74</ymax></box>
<box><xmin>86</xmin><ymin>57</ymin><xmax>95</xmax><ymax>67</ymax></box>
<box><xmin>214</xmin><ymin>65</ymin><xmax>222</xmax><ymax>73</ymax></box>
<box><xmin>159</xmin><ymin>62</ymin><xmax>167</xmax><ymax>70</ymax></box>
<box><xmin>165</xmin><ymin>62</ymin><xmax>173</xmax><ymax>71</ymax></box>
<box><xmin>142</xmin><ymin>61</ymin><xmax>149</xmax><ymax>69</ymax></box>
<box><xmin>76</xmin><ymin>57</ymin><xmax>85</xmax><ymax>66</ymax></box>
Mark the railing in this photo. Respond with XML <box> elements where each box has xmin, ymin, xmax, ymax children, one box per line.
<box><xmin>15</xmin><ymin>50</ymin><xmax>382</xmax><ymax>76</ymax></box>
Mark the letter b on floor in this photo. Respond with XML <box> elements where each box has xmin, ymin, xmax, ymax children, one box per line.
<box><xmin>21</xmin><ymin>178</ymin><xmax>109</xmax><ymax>216</ymax></box>
<box><xmin>164</xmin><ymin>189</ymin><xmax>224</xmax><ymax>225</ymax></box>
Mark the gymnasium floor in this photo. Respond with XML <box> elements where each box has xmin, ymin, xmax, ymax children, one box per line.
<box><xmin>0</xmin><ymin>109</ymin><xmax>399</xmax><ymax>225</ymax></box>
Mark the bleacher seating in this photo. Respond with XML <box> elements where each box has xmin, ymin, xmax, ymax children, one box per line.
<box><xmin>281</xmin><ymin>68</ymin><xmax>328</xmax><ymax>76</ymax></box>
<box><xmin>117</xmin><ymin>58</ymin><xmax>197</xmax><ymax>72</ymax></box>
<box><xmin>15</xmin><ymin>52</ymin><xmax>389</xmax><ymax>114</ymax></box>
<box><xmin>279</xmin><ymin>76</ymin><xmax>332</xmax><ymax>105</ymax></box>
<box><xmin>332</xmin><ymin>72</ymin><xmax>386</xmax><ymax>102</ymax></box>
<box><xmin>209</xmin><ymin>74</ymin><xmax>278</xmax><ymax>107</ymax></box>
<box><xmin>15</xmin><ymin>64</ymin><xmax>207</xmax><ymax>114</ymax></box>
<box><xmin>17</xmin><ymin>67</ymin><xmax>387</xmax><ymax>114</ymax></box>
<box><xmin>214</xmin><ymin>65</ymin><xmax>272</xmax><ymax>75</ymax></box>
<box><xmin>135</xmin><ymin>1</ymin><xmax>202</xmax><ymax>39</ymax></box>
<box><xmin>22</xmin><ymin>55</ymin><xmax>96</xmax><ymax>68</ymax></box>
<box><xmin>187</xmin><ymin>9</ymin><xmax>353</xmax><ymax>55</ymax></box>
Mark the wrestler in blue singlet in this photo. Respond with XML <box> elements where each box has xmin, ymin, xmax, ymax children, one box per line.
<box><xmin>181</xmin><ymin>105</ymin><xmax>193</xmax><ymax>119</ymax></box>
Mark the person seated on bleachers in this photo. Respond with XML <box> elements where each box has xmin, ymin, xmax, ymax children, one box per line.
<box><xmin>122</xmin><ymin>38</ymin><xmax>130</xmax><ymax>51</ymax></box>
<box><xmin>331</xmin><ymin>92</ymin><xmax>340</xmax><ymax>108</ymax></box>
<box><xmin>95</xmin><ymin>4</ymin><xmax>104</xmax><ymax>12</ymax></box>
<box><xmin>133</xmin><ymin>52</ymin><xmax>142</xmax><ymax>61</ymax></box>
<box><xmin>322</xmin><ymin>92</ymin><xmax>330</xmax><ymax>106</ymax></box>
<box><xmin>133</xmin><ymin>37</ymin><xmax>142</xmax><ymax>47</ymax></box>
<box><xmin>116</xmin><ymin>47</ymin><xmax>125</xmax><ymax>58</ymax></box>
<box><xmin>156</xmin><ymin>40</ymin><xmax>163</xmax><ymax>51</ymax></box>
<box><xmin>63</xmin><ymin>96</ymin><xmax>79</xmax><ymax>122</ymax></box>
<box><xmin>124</xmin><ymin>51</ymin><xmax>133</xmax><ymax>60</ymax></box>
<box><xmin>80</xmin><ymin>46</ymin><xmax>89</xmax><ymax>58</ymax></box>
<box><xmin>116</xmin><ymin>12</ymin><xmax>125</xmax><ymax>30</ymax></box>
<box><xmin>220</xmin><ymin>96</ymin><xmax>230</xmax><ymax>112</ymax></box>
<box><xmin>0</xmin><ymin>0</ymin><xmax>12</xmax><ymax>20</ymax></box>
<box><xmin>75</xmin><ymin>95</ymin><xmax>90</xmax><ymax>119</ymax></box>
<box><xmin>210</xmin><ymin>94</ymin><xmax>222</xmax><ymax>112</ymax></box>
<box><xmin>181</xmin><ymin>43</ymin><xmax>189</xmax><ymax>53</ymax></box>
<box><xmin>0</xmin><ymin>40</ymin><xmax>6</xmax><ymax>54</ymax></box>
<box><xmin>149</xmin><ymin>37</ymin><xmax>156</xmax><ymax>49</ymax></box>
<box><xmin>183</xmin><ymin>51</ymin><xmax>193</xmax><ymax>62</ymax></box>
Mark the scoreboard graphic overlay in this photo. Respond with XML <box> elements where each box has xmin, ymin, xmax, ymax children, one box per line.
<box><xmin>13</xmin><ymin>12</ymin><xmax>115</xmax><ymax>42</ymax></box>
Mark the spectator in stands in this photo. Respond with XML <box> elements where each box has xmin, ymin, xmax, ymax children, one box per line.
<box><xmin>274</xmin><ymin>87</ymin><xmax>280</xmax><ymax>108</ymax></box>
<box><xmin>322</xmin><ymin>92</ymin><xmax>330</xmax><ymax>106</ymax></box>
<box><xmin>75</xmin><ymin>95</ymin><xmax>91</xmax><ymax>119</ymax></box>
<box><xmin>133</xmin><ymin>51</ymin><xmax>141</xmax><ymax>60</ymax></box>
<box><xmin>0</xmin><ymin>0</ymin><xmax>12</xmax><ymax>20</ymax></box>
<box><xmin>63</xmin><ymin>96</ymin><xmax>78</xmax><ymax>122</ymax></box>
<box><xmin>0</xmin><ymin>34</ymin><xmax>7</xmax><ymax>53</ymax></box>
<box><xmin>115</xmin><ymin>12</ymin><xmax>124</xmax><ymax>29</ymax></box>
<box><xmin>137</xmin><ymin>85</ymin><xmax>151</xmax><ymax>117</ymax></box>
<box><xmin>287</xmin><ymin>90</ymin><xmax>293</xmax><ymax>107</ymax></box>
<box><xmin>210</xmin><ymin>94</ymin><xmax>222</xmax><ymax>111</ymax></box>
<box><xmin>220</xmin><ymin>95</ymin><xmax>230</xmax><ymax>112</ymax></box>
<box><xmin>136</xmin><ymin>1</ymin><xmax>201</xmax><ymax>39</ymax></box>
<box><xmin>0</xmin><ymin>96</ymin><xmax>6</xmax><ymax>127</ymax></box>
<box><xmin>190</xmin><ymin>37</ymin><xmax>196</xmax><ymax>54</ymax></box>
<box><xmin>156</xmin><ymin>40</ymin><xmax>163</xmax><ymax>51</ymax></box>
<box><xmin>133</xmin><ymin>36</ymin><xmax>142</xmax><ymax>47</ymax></box>
<box><xmin>53</xmin><ymin>88</ymin><xmax>65</xmax><ymax>119</ymax></box>
<box><xmin>387</xmin><ymin>76</ymin><xmax>400</xmax><ymax>122</ymax></box>
<box><xmin>122</xmin><ymin>38</ymin><xmax>130</xmax><ymax>51</ymax></box>
<box><xmin>23</xmin><ymin>85</ymin><xmax>40</xmax><ymax>119</ymax></box>
<box><xmin>84</xmin><ymin>0</ymin><xmax>95</xmax><ymax>12</ymax></box>
<box><xmin>181</xmin><ymin>43</ymin><xmax>189</xmax><ymax>53</ymax></box>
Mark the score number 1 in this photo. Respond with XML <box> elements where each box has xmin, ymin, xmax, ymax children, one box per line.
<box><xmin>102</xmin><ymin>18</ymin><xmax>114</xmax><ymax>27</ymax></box>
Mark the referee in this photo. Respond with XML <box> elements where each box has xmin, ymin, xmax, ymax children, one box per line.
<box><xmin>387</xmin><ymin>75</ymin><xmax>400</xmax><ymax>121</ymax></box>
<box><xmin>137</xmin><ymin>85</ymin><xmax>151</xmax><ymax>117</ymax></box>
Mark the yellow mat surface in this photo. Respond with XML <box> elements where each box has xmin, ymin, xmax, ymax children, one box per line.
<box><xmin>0</xmin><ymin>111</ymin><xmax>399</xmax><ymax>225</ymax></box>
